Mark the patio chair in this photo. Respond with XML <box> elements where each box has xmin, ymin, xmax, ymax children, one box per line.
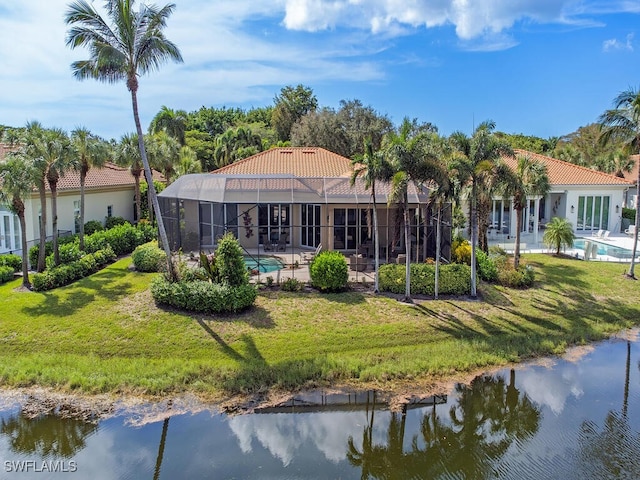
<box><xmin>602</xmin><ymin>230</ymin><xmax>611</xmax><ymax>239</ymax></box>
<box><xmin>261</xmin><ymin>235</ymin><xmax>273</xmax><ymax>252</ymax></box>
<box><xmin>625</xmin><ymin>225</ymin><xmax>636</xmax><ymax>237</ymax></box>
<box><xmin>300</xmin><ymin>243</ymin><xmax>322</xmax><ymax>263</ymax></box>
<box><xmin>277</xmin><ymin>234</ymin><xmax>289</xmax><ymax>251</ymax></box>
<box><xmin>593</xmin><ymin>229</ymin><xmax>604</xmax><ymax>238</ymax></box>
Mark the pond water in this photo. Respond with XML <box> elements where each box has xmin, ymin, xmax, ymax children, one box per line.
<box><xmin>1</xmin><ymin>331</ymin><xmax>639</xmax><ymax>479</ymax></box>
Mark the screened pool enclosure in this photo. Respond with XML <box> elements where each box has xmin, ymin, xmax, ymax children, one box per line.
<box><xmin>158</xmin><ymin>174</ymin><xmax>451</xmax><ymax>263</ymax></box>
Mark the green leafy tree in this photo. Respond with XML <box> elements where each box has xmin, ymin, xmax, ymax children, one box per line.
<box><xmin>65</xmin><ymin>0</ymin><xmax>183</xmax><ymax>281</ymax></box>
<box><xmin>0</xmin><ymin>152</ymin><xmax>36</xmax><ymax>288</ymax></box>
<box><xmin>291</xmin><ymin>107</ymin><xmax>350</xmax><ymax>156</ymax></box>
<box><xmin>272</xmin><ymin>84</ymin><xmax>318</xmax><ymax>142</ymax></box>
<box><xmin>500</xmin><ymin>154</ymin><xmax>550</xmax><ymax>269</ymax></box>
<box><xmin>71</xmin><ymin>127</ymin><xmax>109</xmax><ymax>250</ymax></box>
<box><xmin>449</xmin><ymin>121</ymin><xmax>513</xmax><ymax>297</ymax></box>
<box><xmin>598</xmin><ymin>87</ymin><xmax>640</xmax><ymax>278</ymax></box>
<box><xmin>596</xmin><ymin>148</ymin><xmax>635</xmax><ymax>178</ymax></box>
<box><xmin>543</xmin><ymin>217</ymin><xmax>575</xmax><ymax>255</ymax></box>
<box><xmin>184</xmin><ymin>130</ymin><xmax>215</xmax><ymax>171</ymax></box>
<box><xmin>174</xmin><ymin>145</ymin><xmax>201</xmax><ymax>177</ymax></box>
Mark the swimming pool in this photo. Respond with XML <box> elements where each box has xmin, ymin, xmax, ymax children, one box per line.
<box><xmin>244</xmin><ymin>255</ymin><xmax>284</xmax><ymax>273</ymax></box>
<box><xmin>574</xmin><ymin>238</ymin><xmax>635</xmax><ymax>259</ymax></box>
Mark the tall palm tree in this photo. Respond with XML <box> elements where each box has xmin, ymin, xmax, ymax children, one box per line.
<box><xmin>500</xmin><ymin>154</ymin><xmax>550</xmax><ymax>269</ymax></box>
<box><xmin>148</xmin><ymin>130</ymin><xmax>180</xmax><ymax>186</ymax></box>
<box><xmin>71</xmin><ymin>127</ymin><xmax>109</xmax><ymax>250</ymax></box>
<box><xmin>449</xmin><ymin>121</ymin><xmax>513</xmax><ymax>297</ymax></box>
<box><xmin>42</xmin><ymin>128</ymin><xmax>75</xmax><ymax>267</ymax></box>
<box><xmin>65</xmin><ymin>0</ymin><xmax>183</xmax><ymax>280</ymax></box>
<box><xmin>351</xmin><ymin>139</ymin><xmax>393</xmax><ymax>293</ymax></box>
<box><xmin>385</xmin><ymin>119</ymin><xmax>449</xmax><ymax>303</ymax></box>
<box><xmin>115</xmin><ymin>133</ymin><xmax>144</xmax><ymax>222</ymax></box>
<box><xmin>22</xmin><ymin>121</ymin><xmax>49</xmax><ymax>272</ymax></box>
<box><xmin>0</xmin><ymin>153</ymin><xmax>36</xmax><ymax>289</ymax></box>
<box><xmin>598</xmin><ymin>87</ymin><xmax>640</xmax><ymax>278</ymax></box>
<box><xmin>174</xmin><ymin>145</ymin><xmax>201</xmax><ymax>178</ymax></box>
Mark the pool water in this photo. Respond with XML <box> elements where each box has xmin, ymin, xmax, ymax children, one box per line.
<box><xmin>574</xmin><ymin>238</ymin><xmax>634</xmax><ymax>259</ymax></box>
<box><xmin>244</xmin><ymin>255</ymin><xmax>284</xmax><ymax>273</ymax></box>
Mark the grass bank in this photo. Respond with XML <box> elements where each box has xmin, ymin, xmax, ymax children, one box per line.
<box><xmin>0</xmin><ymin>254</ymin><xmax>638</xmax><ymax>402</ymax></box>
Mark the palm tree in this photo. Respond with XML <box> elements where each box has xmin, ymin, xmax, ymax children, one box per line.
<box><xmin>543</xmin><ymin>217</ymin><xmax>575</xmax><ymax>255</ymax></box>
<box><xmin>597</xmin><ymin>148</ymin><xmax>635</xmax><ymax>178</ymax></box>
<box><xmin>0</xmin><ymin>153</ymin><xmax>36</xmax><ymax>289</ymax></box>
<box><xmin>148</xmin><ymin>130</ymin><xmax>180</xmax><ymax>186</ymax></box>
<box><xmin>115</xmin><ymin>133</ymin><xmax>144</xmax><ymax>222</ymax></box>
<box><xmin>500</xmin><ymin>154</ymin><xmax>550</xmax><ymax>269</ymax></box>
<box><xmin>598</xmin><ymin>87</ymin><xmax>640</xmax><ymax>278</ymax></box>
<box><xmin>21</xmin><ymin>121</ymin><xmax>49</xmax><ymax>272</ymax></box>
<box><xmin>174</xmin><ymin>145</ymin><xmax>201</xmax><ymax>177</ymax></box>
<box><xmin>385</xmin><ymin>119</ymin><xmax>448</xmax><ymax>303</ymax></box>
<box><xmin>149</xmin><ymin>105</ymin><xmax>187</xmax><ymax>145</ymax></box>
<box><xmin>71</xmin><ymin>127</ymin><xmax>109</xmax><ymax>250</ymax></box>
<box><xmin>42</xmin><ymin>128</ymin><xmax>75</xmax><ymax>267</ymax></box>
<box><xmin>449</xmin><ymin>121</ymin><xmax>513</xmax><ymax>297</ymax></box>
<box><xmin>351</xmin><ymin>139</ymin><xmax>392</xmax><ymax>293</ymax></box>
<box><xmin>65</xmin><ymin>0</ymin><xmax>183</xmax><ymax>281</ymax></box>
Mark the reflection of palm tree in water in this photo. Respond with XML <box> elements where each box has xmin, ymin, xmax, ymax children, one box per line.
<box><xmin>153</xmin><ymin>417</ymin><xmax>170</xmax><ymax>480</ymax></box>
<box><xmin>578</xmin><ymin>341</ymin><xmax>640</xmax><ymax>478</ymax></box>
<box><xmin>347</xmin><ymin>371</ymin><xmax>540</xmax><ymax>479</ymax></box>
<box><xmin>0</xmin><ymin>411</ymin><xmax>98</xmax><ymax>458</ymax></box>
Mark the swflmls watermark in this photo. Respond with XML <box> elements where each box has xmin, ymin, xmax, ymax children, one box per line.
<box><xmin>4</xmin><ymin>460</ymin><xmax>78</xmax><ymax>473</ymax></box>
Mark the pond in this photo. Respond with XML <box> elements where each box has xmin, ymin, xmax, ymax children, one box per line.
<box><xmin>1</xmin><ymin>331</ymin><xmax>639</xmax><ymax>479</ymax></box>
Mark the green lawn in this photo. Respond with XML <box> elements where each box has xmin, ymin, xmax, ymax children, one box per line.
<box><xmin>0</xmin><ymin>254</ymin><xmax>638</xmax><ymax>402</ymax></box>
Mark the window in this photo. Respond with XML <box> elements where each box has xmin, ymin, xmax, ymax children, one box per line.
<box><xmin>301</xmin><ymin>204</ymin><xmax>321</xmax><ymax>248</ymax></box>
<box><xmin>333</xmin><ymin>208</ymin><xmax>372</xmax><ymax>250</ymax></box>
<box><xmin>577</xmin><ymin>195</ymin><xmax>610</xmax><ymax>232</ymax></box>
<box><xmin>257</xmin><ymin>204</ymin><xmax>290</xmax><ymax>246</ymax></box>
<box><xmin>73</xmin><ymin>200</ymin><xmax>81</xmax><ymax>234</ymax></box>
<box><xmin>107</xmin><ymin>205</ymin><xmax>113</xmax><ymax>218</ymax></box>
<box><xmin>198</xmin><ymin>203</ymin><xmax>239</xmax><ymax>246</ymax></box>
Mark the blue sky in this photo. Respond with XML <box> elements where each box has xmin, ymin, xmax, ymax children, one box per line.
<box><xmin>1</xmin><ymin>1</ymin><xmax>640</xmax><ymax>142</ymax></box>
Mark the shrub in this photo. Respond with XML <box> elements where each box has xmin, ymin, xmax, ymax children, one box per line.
<box><xmin>29</xmin><ymin>235</ymin><xmax>77</xmax><ymax>267</ymax></box>
<box><xmin>309</xmin><ymin>251</ymin><xmax>348</xmax><ymax>292</ymax></box>
<box><xmin>150</xmin><ymin>277</ymin><xmax>257</xmax><ymax>313</ymax></box>
<box><xmin>132</xmin><ymin>242</ymin><xmax>166</xmax><ymax>272</ymax></box>
<box><xmin>0</xmin><ymin>266</ymin><xmax>15</xmax><ymax>284</ymax></box>
<box><xmin>31</xmin><ymin>246</ymin><xmax>116</xmax><ymax>291</ymax></box>
<box><xmin>476</xmin><ymin>249</ymin><xmax>498</xmax><ymax>282</ymax></box>
<box><xmin>105</xmin><ymin>215</ymin><xmax>127</xmax><ymax>229</ymax></box>
<box><xmin>0</xmin><ymin>254</ymin><xmax>21</xmax><ymax>272</ymax></box>
<box><xmin>497</xmin><ymin>264</ymin><xmax>535</xmax><ymax>288</ymax></box>
<box><xmin>46</xmin><ymin>242</ymin><xmax>84</xmax><ymax>269</ymax></box>
<box><xmin>452</xmin><ymin>240</ymin><xmax>472</xmax><ymax>265</ymax></box>
<box><xmin>281</xmin><ymin>277</ymin><xmax>303</xmax><ymax>292</ymax></box>
<box><xmin>378</xmin><ymin>263</ymin><xmax>472</xmax><ymax>296</ymax></box>
<box><xmin>214</xmin><ymin>233</ymin><xmax>248</xmax><ymax>286</ymax></box>
<box><xmin>84</xmin><ymin>220</ymin><xmax>104</xmax><ymax>235</ymax></box>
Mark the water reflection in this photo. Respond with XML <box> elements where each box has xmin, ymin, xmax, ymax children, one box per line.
<box><xmin>0</xmin><ymin>333</ymin><xmax>638</xmax><ymax>479</ymax></box>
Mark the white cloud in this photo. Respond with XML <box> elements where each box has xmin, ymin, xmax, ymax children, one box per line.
<box><xmin>603</xmin><ymin>33</ymin><xmax>635</xmax><ymax>52</ymax></box>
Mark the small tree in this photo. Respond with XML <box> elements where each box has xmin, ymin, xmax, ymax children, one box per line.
<box><xmin>543</xmin><ymin>217</ymin><xmax>575</xmax><ymax>255</ymax></box>
<box><xmin>214</xmin><ymin>233</ymin><xmax>248</xmax><ymax>287</ymax></box>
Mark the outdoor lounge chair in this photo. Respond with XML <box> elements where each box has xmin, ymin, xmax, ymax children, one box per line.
<box><xmin>300</xmin><ymin>243</ymin><xmax>322</xmax><ymax>263</ymax></box>
<box><xmin>593</xmin><ymin>229</ymin><xmax>604</xmax><ymax>238</ymax></box>
<box><xmin>602</xmin><ymin>230</ymin><xmax>610</xmax><ymax>239</ymax></box>
<box><xmin>625</xmin><ymin>225</ymin><xmax>636</xmax><ymax>237</ymax></box>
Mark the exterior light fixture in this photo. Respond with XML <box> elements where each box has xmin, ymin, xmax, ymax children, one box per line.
<box><xmin>571</xmin><ymin>205</ymin><xmax>575</xmax><ymax>213</ymax></box>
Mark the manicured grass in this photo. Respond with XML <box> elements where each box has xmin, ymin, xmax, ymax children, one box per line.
<box><xmin>0</xmin><ymin>254</ymin><xmax>638</xmax><ymax>401</ymax></box>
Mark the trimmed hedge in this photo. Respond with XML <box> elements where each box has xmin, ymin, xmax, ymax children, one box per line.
<box><xmin>150</xmin><ymin>277</ymin><xmax>257</xmax><ymax>314</ymax></box>
<box><xmin>0</xmin><ymin>254</ymin><xmax>21</xmax><ymax>272</ymax></box>
<box><xmin>0</xmin><ymin>266</ymin><xmax>14</xmax><ymax>284</ymax></box>
<box><xmin>379</xmin><ymin>263</ymin><xmax>472</xmax><ymax>296</ymax></box>
<box><xmin>132</xmin><ymin>242</ymin><xmax>166</xmax><ymax>272</ymax></box>
<box><xmin>309</xmin><ymin>251</ymin><xmax>349</xmax><ymax>292</ymax></box>
<box><xmin>31</xmin><ymin>246</ymin><xmax>116</xmax><ymax>292</ymax></box>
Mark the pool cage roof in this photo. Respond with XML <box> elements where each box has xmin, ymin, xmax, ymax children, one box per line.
<box><xmin>158</xmin><ymin>174</ymin><xmax>431</xmax><ymax>205</ymax></box>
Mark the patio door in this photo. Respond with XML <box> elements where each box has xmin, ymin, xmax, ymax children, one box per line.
<box><xmin>0</xmin><ymin>210</ymin><xmax>19</xmax><ymax>253</ymax></box>
<box><xmin>258</xmin><ymin>204</ymin><xmax>290</xmax><ymax>246</ymax></box>
<box><xmin>301</xmin><ymin>204</ymin><xmax>321</xmax><ymax>248</ymax></box>
<box><xmin>577</xmin><ymin>196</ymin><xmax>610</xmax><ymax>232</ymax></box>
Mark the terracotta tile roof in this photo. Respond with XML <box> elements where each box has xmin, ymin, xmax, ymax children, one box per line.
<box><xmin>213</xmin><ymin>147</ymin><xmax>355</xmax><ymax>177</ymax></box>
<box><xmin>506</xmin><ymin>149</ymin><xmax>633</xmax><ymax>187</ymax></box>
<box><xmin>53</xmin><ymin>162</ymin><xmax>164</xmax><ymax>192</ymax></box>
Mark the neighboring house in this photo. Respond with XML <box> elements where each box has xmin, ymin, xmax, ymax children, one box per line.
<box><xmin>0</xmin><ymin>154</ymin><xmax>159</xmax><ymax>255</ymax></box>
<box><xmin>158</xmin><ymin>147</ymin><xmax>451</xmax><ymax>261</ymax></box>
<box><xmin>623</xmin><ymin>155</ymin><xmax>638</xmax><ymax>210</ymax></box>
<box><xmin>487</xmin><ymin>150</ymin><xmax>632</xmax><ymax>243</ymax></box>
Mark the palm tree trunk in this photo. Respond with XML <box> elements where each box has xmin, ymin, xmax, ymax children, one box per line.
<box><xmin>37</xmin><ymin>185</ymin><xmax>47</xmax><ymax>272</ymax></box>
<box><xmin>403</xmin><ymin>194</ymin><xmax>412</xmax><ymax>303</ymax></box>
<box><xmin>628</xmin><ymin>160</ymin><xmax>640</xmax><ymax>278</ymax></box>
<box><xmin>14</xmin><ymin>200</ymin><xmax>30</xmax><ymax>289</ymax></box>
<box><xmin>372</xmin><ymin>185</ymin><xmax>380</xmax><ymax>293</ymax></box>
<box><xmin>51</xmin><ymin>183</ymin><xmax>59</xmax><ymax>267</ymax></box>
<box><xmin>79</xmin><ymin>171</ymin><xmax>86</xmax><ymax>251</ymax></box>
<box><xmin>514</xmin><ymin>208</ymin><xmax>522</xmax><ymax>270</ymax></box>
<box><xmin>470</xmin><ymin>183</ymin><xmax>478</xmax><ymax>297</ymax></box>
<box><xmin>130</xmin><ymin>88</ymin><xmax>177</xmax><ymax>281</ymax></box>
